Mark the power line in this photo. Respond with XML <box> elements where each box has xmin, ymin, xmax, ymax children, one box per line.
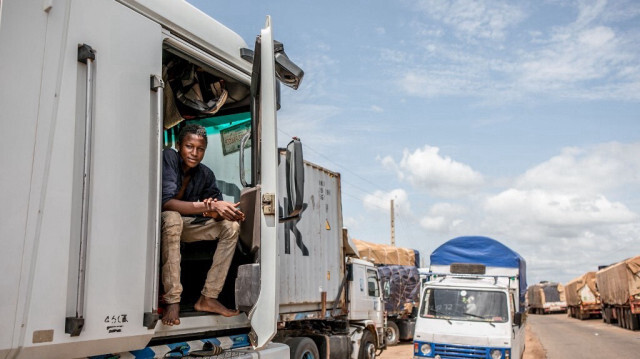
<box><xmin>279</xmin><ymin>128</ymin><xmax>389</xmax><ymax>194</ymax></box>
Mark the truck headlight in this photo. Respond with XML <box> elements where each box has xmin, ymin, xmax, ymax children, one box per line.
<box><xmin>421</xmin><ymin>343</ymin><xmax>432</xmax><ymax>355</ymax></box>
<box><xmin>490</xmin><ymin>349</ymin><xmax>502</xmax><ymax>359</ymax></box>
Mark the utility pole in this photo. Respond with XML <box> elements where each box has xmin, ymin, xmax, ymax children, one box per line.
<box><xmin>390</xmin><ymin>199</ymin><xmax>395</xmax><ymax>247</ymax></box>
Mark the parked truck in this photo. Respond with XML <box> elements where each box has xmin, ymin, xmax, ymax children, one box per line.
<box><xmin>413</xmin><ymin>236</ymin><xmax>527</xmax><ymax>359</ymax></box>
<box><xmin>565</xmin><ymin>271</ymin><xmax>601</xmax><ymax>320</ymax></box>
<box><xmin>0</xmin><ymin>1</ymin><xmax>385</xmax><ymax>358</ymax></box>
<box><xmin>527</xmin><ymin>282</ymin><xmax>567</xmax><ymax>314</ymax></box>
<box><xmin>352</xmin><ymin>239</ymin><xmax>421</xmax><ymax>345</ymax></box>
<box><xmin>596</xmin><ymin>255</ymin><xmax>640</xmax><ymax>330</ymax></box>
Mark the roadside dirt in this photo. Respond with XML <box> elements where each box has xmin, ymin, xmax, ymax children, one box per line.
<box><xmin>379</xmin><ymin>322</ymin><xmax>547</xmax><ymax>359</ymax></box>
<box><xmin>523</xmin><ymin>321</ymin><xmax>546</xmax><ymax>359</ymax></box>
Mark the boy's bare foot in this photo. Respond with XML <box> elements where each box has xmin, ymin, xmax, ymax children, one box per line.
<box><xmin>194</xmin><ymin>295</ymin><xmax>240</xmax><ymax>317</ymax></box>
<box><xmin>162</xmin><ymin>303</ymin><xmax>181</xmax><ymax>326</ymax></box>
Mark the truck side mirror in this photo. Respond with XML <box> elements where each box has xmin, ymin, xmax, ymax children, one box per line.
<box><xmin>282</xmin><ymin>138</ymin><xmax>304</xmax><ymax>221</ymax></box>
<box><xmin>382</xmin><ymin>278</ymin><xmax>391</xmax><ymax>301</ymax></box>
<box><xmin>513</xmin><ymin>312</ymin><xmax>523</xmax><ymax>327</ymax></box>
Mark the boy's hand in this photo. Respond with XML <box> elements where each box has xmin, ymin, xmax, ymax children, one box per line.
<box><xmin>203</xmin><ymin>198</ymin><xmax>245</xmax><ymax>222</ymax></box>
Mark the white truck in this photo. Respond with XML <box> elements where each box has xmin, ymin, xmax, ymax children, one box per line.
<box><xmin>353</xmin><ymin>239</ymin><xmax>421</xmax><ymax>345</ymax></box>
<box><xmin>0</xmin><ymin>1</ymin><xmax>384</xmax><ymax>358</ymax></box>
<box><xmin>526</xmin><ymin>282</ymin><xmax>567</xmax><ymax>315</ymax></box>
<box><xmin>413</xmin><ymin>236</ymin><xmax>527</xmax><ymax>359</ymax></box>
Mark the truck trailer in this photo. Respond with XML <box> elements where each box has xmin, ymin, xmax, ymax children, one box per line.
<box><xmin>596</xmin><ymin>255</ymin><xmax>640</xmax><ymax>330</ymax></box>
<box><xmin>527</xmin><ymin>282</ymin><xmax>567</xmax><ymax>314</ymax></box>
<box><xmin>413</xmin><ymin>236</ymin><xmax>526</xmax><ymax>359</ymax></box>
<box><xmin>0</xmin><ymin>1</ymin><xmax>384</xmax><ymax>358</ymax></box>
<box><xmin>565</xmin><ymin>272</ymin><xmax>601</xmax><ymax>320</ymax></box>
<box><xmin>353</xmin><ymin>239</ymin><xmax>421</xmax><ymax>345</ymax></box>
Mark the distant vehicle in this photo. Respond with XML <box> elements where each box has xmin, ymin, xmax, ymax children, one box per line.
<box><xmin>596</xmin><ymin>255</ymin><xmax>640</xmax><ymax>330</ymax></box>
<box><xmin>527</xmin><ymin>282</ymin><xmax>568</xmax><ymax>314</ymax></box>
<box><xmin>413</xmin><ymin>236</ymin><xmax>527</xmax><ymax>359</ymax></box>
<box><xmin>565</xmin><ymin>271</ymin><xmax>601</xmax><ymax>320</ymax></box>
<box><xmin>353</xmin><ymin>239</ymin><xmax>421</xmax><ymax>345</ymax></box>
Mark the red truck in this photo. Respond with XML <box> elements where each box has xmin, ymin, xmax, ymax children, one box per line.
<box><xmin>596</xmin><ymin>256</ymin><xmax>640</xmax><ymax>330</ymax></box>
<box><xmin>565</xmin><ymin>271</ymin><xmax>601</xmax><ymax>320</ymax></box>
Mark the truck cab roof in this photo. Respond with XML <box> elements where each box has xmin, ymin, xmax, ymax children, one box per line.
<box><xmin>119</xmin><ymin>0</ymin><xmax>251</xmax><ymax>75</ymax></box>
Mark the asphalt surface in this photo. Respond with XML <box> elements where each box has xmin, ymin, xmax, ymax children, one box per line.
<box><xmin>527</xmin><ymin>313</ymin><xmax>640</xmax><ymax>358</ymax></box>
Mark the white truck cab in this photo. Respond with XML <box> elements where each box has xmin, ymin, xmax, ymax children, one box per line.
<box><xmin>413</xmin><ymin>271</ymin><xmax>525</xmax><ymax>359</ymax></box>
<box><xmin>1</xmin><ymin>0</ymin><xmax>304</xmax><ymax>358</ymax></box>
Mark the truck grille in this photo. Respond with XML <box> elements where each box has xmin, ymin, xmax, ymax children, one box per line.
<box><xmin>433</xmin><ymin>343</ymin><xmax>488</xmax><ymax>358</ymax></box>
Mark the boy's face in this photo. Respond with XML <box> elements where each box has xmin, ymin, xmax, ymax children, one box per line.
<box><xmin>177</xmin><ymin>133</ymin><xmax>207</xmax><ymax>170</ymax></box>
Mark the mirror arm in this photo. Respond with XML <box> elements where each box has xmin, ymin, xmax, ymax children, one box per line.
<box><xmin>278</xmin><ymin>213</ymin><xmax>301</xmax><ymax>223</ymax></box>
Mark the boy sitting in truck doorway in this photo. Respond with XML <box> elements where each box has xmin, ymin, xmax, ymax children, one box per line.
<box><xmin>161</xmin><ymin>123</ymin><xmax>245</xmax><ymax>325</ymax></box>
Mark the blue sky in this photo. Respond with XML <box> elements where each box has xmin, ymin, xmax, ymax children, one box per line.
<box><xmin>187</xmin><ymin>0</ymin><xmax>640</xmax><ymax>285</ymax></box>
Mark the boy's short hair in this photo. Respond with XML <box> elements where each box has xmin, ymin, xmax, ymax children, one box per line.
<box><xmin>177</xmin><ymin>123</ymin><xmax>208</xmax><ymax>146</ymax></box>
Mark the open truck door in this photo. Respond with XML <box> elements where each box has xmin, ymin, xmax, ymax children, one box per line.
<box><xmin>246</xmin><ymin>15</ymin><xmax>304</xmax><ymax>350</ymax></box>
<box><xmin>246</xmin><ymin>16</ymin><xmax>282</xmax><ymax>350</ymax></box>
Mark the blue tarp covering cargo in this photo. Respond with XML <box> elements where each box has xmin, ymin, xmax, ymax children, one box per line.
<box><xmin>430</xmin><ymin>236</ymin><xmax>527</xmax><ymax>311</ymax></box>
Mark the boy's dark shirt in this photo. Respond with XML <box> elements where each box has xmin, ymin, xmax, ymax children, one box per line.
<box><xmin>162</xmin><ymin>148</ymin><xmax>222</xmax><ymax>218</ymax></box>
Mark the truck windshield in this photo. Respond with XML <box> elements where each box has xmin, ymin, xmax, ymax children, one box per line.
<box><xmin>421</xmin><ymin>288</ymin><xmax>508</xmax><ymax>323</ymax></box>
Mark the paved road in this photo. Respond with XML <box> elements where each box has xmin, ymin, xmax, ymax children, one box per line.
<box><xmin>528</xmin><ymin>313</ymin><xmax>640</xmax><ymax>359</ymax></box>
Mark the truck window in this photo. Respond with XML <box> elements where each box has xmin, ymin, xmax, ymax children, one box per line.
<box><xmin>421</xmin><ymin>288</ymin><xmax>508</xmax><ymax>323</ymax></box>
<box><xmin>367</xmin><ymin>269</ymin><xmax>379</xmax><ymax>297</ymax></box>
<box><xmin>165</xmin><ymin>113</ymin><xmax>252</xmax><ymax>201</ymax></box>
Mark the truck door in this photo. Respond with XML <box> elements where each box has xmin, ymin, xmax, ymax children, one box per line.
<box><xmin>247</xmin><ymin>16</ymin><xmax>281</xmax><ymax>350</ymax></box>
<box><xmin>367</xmin><ymin>269</ymin><xmax>385</xmax><ymax>327</ymax></box>
<box><xmin>349</xmin><ymin>264</ymin><xmax>384</xmax><ymax>326</ymax></box>
<box><xmin>511</xmin><ymin>292</ymin><xmax>525</xmax><ymax>359</ymax></box>
<box><xmin>1</xmin><ymin>0</ymin><xmax>162</xmax><ymax>356</ymax></box>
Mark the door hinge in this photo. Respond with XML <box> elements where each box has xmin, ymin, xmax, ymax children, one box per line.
<box><xmin>262</xmin><ymin>193</ymin><xmax>275</xmax><ymax>215</ymax></box>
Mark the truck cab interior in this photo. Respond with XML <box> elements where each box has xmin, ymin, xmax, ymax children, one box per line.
<box><xmin>160</xmin><ymin>48</ymin><xmax>257</xmax><ymax>318</ymax></box>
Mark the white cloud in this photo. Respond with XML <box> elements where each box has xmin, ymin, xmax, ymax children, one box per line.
<box><xmin>413</xmin><ymin>0</ymin><xmax>525</xmax><ymax>40</ymax></box>
<box><xmin>420</xmin><ymin>202</ymin><xmax>467</xmax><ymax>232</ymax></box>
<box><xmin>363</xmin><ymin>188</ymin><xmax>411</xmax><ymax>215</ymax></box>
<box><xmin>515</xmin><ymin>1</ymin><xmax>640</xmax><ymax>100</ymax></box>
<box><xmin>395</xmin><ymin>0</ymin><xmax>640</xmax><ymax>101</ymax></box>
<box><xmin>402</xmin><ymin>142</ymin><xmax>640</xmax><ymax>283</ymax></box>
<box><xmin>485</xmin><ymin>189</ymin><xmax>637</xmax><ymax>230</ymax></box>
<box><xmin>515</xmin><ymin>142</ymin><xmax>640</xmax><ymax>194</ymax></box>
<box><xmin>385</xmin><ymin>145</ymin><xmax>484</xmax><ymax>197</ymax></box>
<box><xmin>478</xmin><ymin>142</ymin><xmax>640</xmax><ymax>283</ymax></box>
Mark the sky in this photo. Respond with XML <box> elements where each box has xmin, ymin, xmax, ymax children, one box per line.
<box><xmin>186</xmin><ymin>0</ymin><xmax>640</xmax><ymax>286</ymax></box>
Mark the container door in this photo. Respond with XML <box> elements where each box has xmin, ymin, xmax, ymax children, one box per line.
<box><xmin>7</xmin><ymin>0</ymin><xmax>163</xmax><ymax>357</ymax></box>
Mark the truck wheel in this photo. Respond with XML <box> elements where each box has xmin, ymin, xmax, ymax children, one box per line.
<box><xmin>385</xmin><ymin>321</ymin><xmax>400</xmax><ymax>346</ymax></box>
<box><xmin>286</xmin><ymin>337</ymin><xmax>319</xmax><ymax>359</ymax></box>
<box><xmin>631</xmin><ymin>313</ymin><xmax>639</xmax><ymax>331</ymax></box>
<box><xmin>358</xmin><ymin>330</ymin><xmax>376</xmax><ymax>359</ymax></box>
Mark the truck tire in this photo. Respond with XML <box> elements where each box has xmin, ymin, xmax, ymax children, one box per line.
<box><xmin>358</xmin><ymin>330</ymin><xmax>376</xmax><ymax>359</ymax></box>
<box><xmin>631</xmin><ymin>313</ymin><xmax>639</xmax><ymax>331</ymax></box>
<box><xmin>385</xmin><ymin>321</ymin><xmax>400</xmax><ymax>346</ymax></box>
<box><xmin>286</xmin><ymin>337</ymin><xmax>320</xmax><ymax>359</ymax></box>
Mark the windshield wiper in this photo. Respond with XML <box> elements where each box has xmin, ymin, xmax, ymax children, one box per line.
<box><xmin>463</xmin><ymin>312</ymin><xmax>496</xmax><ymax>327</ymax></box>
<box><xmin>429</xmin><ymin>310</ymin><xmax>453</xmax><ymax>324</ymax></box>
